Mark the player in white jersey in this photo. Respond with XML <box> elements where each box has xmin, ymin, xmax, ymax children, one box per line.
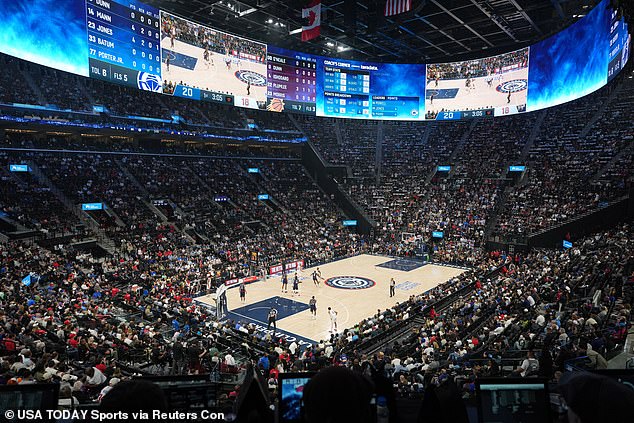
<box><xmin>328</xmin><ymin>307</ymin><xmax>338</xmax><ymax>332</ymax></box>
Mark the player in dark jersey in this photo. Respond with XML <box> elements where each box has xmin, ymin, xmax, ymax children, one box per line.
<box><xmin>281</xmin><ymin>272</ymin><xmax>288</xmax><ymax>293</ymax></box>
<box><xmin>507</xmin><ymin>90</ymin><xmax>512</xmax><ymax>104</ymax></box>
<box><xmin>309</xmin><ymin>296</ymin><xmax>317</xmax><ymax>319</ymax></box>
<box><xmin>312</xmin><ymin>270</ymin><xmax>320</xmax><ymax>286</ymax></box>
<box><xmin>203</xmin><ymin>47</ymin><xmax>210</xmax><ymax>69</ymax></box>
<box><xmin>166</xmin><ymin>55</ymin><xmax>171</xmax><ymax>72</ymax></box>
<box><xmin>246</xmin><ymin>80</ymin><xmax>251</xmax><ymax>96</ymax></box>
<box><xmin>239</xmin><ymin>282</ymin><xmax>246</xmax><ymax>303</ymax></box>
<box><xmin>292</xmin><ymin>272</ymin><xmax>300</xmax><ymax>296</ymax></box>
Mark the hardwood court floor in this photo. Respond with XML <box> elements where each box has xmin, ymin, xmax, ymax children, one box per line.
<box><xmin>198</xmin><ymin>254</ymin><xmax>466</xmax><ymax>343</ymax></box>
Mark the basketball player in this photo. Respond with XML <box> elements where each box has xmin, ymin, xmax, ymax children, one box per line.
<box><xmin>281</xmin><ymin>272</ymin><xmax>288</xmax><ymax>293</ymax></box>
<box><xmin>292</xmin><ymin>272</ymin><xmax>300</xmax><ymax>296</ymax></box>
<box><xmin>203</xmin><ymin>47</ymin><xmax>210</xmax><ymax>69</ymax></box>
<box><xmin>225</xmin><ymin>57</ymin><xmax>232</xmax><ymax>70</ymax></box>
<box><xmin>239</xmin><ymin>282</ymin><xmax>246</xmax><ymax>303</ymax></box>
<box><xmin>328</xmin><ymin>307</ymin><xmax>338</xmax><ymax>333</ymax></box>
<box><xmin>267</xmin><ymin>307</ymin><xmax>278</xmax><ymax>333</ymax></box>
<box><xmin>390</xmin><ymin>278</ymin><xmax>396</xmax><ymax>298</ymax></box>
<box><xmin>246</xmin><ymin>80</ymin><xmax>251</xmax><ymax>96</ymax></box>
<box><xmin>170</xmin><ymin>25</ymin><xmax>176</xmax><ymax>49</ymax></box>
<box><xmin>312</xmin><ymin>269</ymin><xmax>320</xmax><ymax>286</ymax></box>
<box><xmin>430</xmin><ymin>93</ymin><xmax>435</xmax><ymax>105</ymax></box>
<box><xmin>316</xmin><ymin>267</ymin><xmax>323</xmax><ymax>281</ymax></box>
<box><xmin>507</xmin><ymin>90</ymin><xmax>512</xmax><ymax>104</ymax></box>
<box><xmin>166</xmin><ymin>55</ymin><xmax>171</xmax><ymax>72</ymax></box>
<box><xmin>309</xmin><ymin>296</ymin><xmax>317</xmax><ymax>319</ymax></box>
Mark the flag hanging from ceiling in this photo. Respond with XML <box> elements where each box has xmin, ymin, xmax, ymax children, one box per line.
<box><xmin>385</xmin><ymin>0</ymin><xmax>412</xmax><ymax>16</ymax></box>
<box><xmin>302</xmin><ymin>0</ymin><xmax>321</xmax><ymax>41</ymax></box>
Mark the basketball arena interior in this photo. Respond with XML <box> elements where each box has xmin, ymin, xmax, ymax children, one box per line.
<box><xmin>0</xmin><ymin>0</ymin><xmax>632</xmax><ymax>422</ymax></box>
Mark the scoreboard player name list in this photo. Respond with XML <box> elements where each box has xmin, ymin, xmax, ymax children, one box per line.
<box><xmin>87</xmin><ymin>0</ymin><xmax>160</xmax><ymax>76</ymax></box>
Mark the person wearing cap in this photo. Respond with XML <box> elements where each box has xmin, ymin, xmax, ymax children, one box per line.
<box><xmin>559</xmin><ymin>371</ymin><xmax>634</xmax><ymax>423</ymax></box>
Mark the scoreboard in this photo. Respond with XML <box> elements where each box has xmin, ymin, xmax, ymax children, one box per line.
<box><xmin>0</xmin><ymin>0</ymin><xmax>629</xmax><ymax>121</ymax></box>
<box><xmin>316</xmin><ymin>59</ymin><xmax>426</xmax><ymax>120</ymax></box>
<box><xmin>266</xmin><ymin>47</ymin><xmax>317</xmax><ymax>114</ymax></box>
<box><xmin>608</xmin><ymin>9</ymin><xmax>631</xmax><ymax>82</ymax></box>
<box><xmin>322</xmin><ymin>62</ymin><xmax>371</xmax><ymax>117</ymax></box>
<box><xmin>87</xmin><ymin>0</ymin><xmax>162</xmax><ymax>92</ymax></box>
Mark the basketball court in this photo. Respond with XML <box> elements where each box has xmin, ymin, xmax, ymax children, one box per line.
<box><xmin>425</xmin><ymin>66</ymin><xmax>529</xmax><ymax>113</ymax></box>
<box><xmin>160</xmin><ymin>37</ymin><xmax>268</xmax><ymax>102</ymax></box>
<box><xmin>196</xmin><ymin>254</ymin><xmax>466</xmax><ymax>345</ymax></box>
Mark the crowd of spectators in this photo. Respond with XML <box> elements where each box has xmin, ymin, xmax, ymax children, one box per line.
<box><xmin>162</xmin><ymin>13</ymin><xmax>266</xmax><ymax>63</ymax></box>
<box><xmin>427</xmin><ymin>48</ymin><xmax>529</xmax><ymax>81</ymax></box>
<box><xmin>0</xmin><ymin>53</ymin><xmax>299</xmax><ymax>139</ymax></box>
<box><xmin>494</xmin><ymin>78</ymin><xmax>634</xmax><ymax>238</ymax></box>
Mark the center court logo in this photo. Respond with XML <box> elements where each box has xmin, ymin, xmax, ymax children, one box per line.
<box><xmin>325</xmin><ymin>276</ymin><xmax>376</xmax><ymax>290</ymax></box>
<box><xmin>496</xmin><ymin>79</ymin><xmax>528</xmax><ymax>93</ymax></box>
<box><xmin>235</xmin><ymin>70</ymin><xmax>267</xmax><ymax>86</ymax></box>
<box><xmin>137</xmin><ymin>72</ymin><xmax>162</xmax><ymax>92</ymax></box>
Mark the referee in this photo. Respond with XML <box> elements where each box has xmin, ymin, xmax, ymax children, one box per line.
<box><xmin>390</xmin><ymin>278</ymin><xmax>396</xmax><ymax>298</ymax></box>
<box><xmin>267</xmin><ymin>307</ymin><xmax>278</xmax><ymax>333</ymax></box>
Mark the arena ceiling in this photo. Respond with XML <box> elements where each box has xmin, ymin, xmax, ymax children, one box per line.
<box><xmin>149</xmin><ymin>0</ymin><xmax>602</xmax><ymax>63</ymax></box>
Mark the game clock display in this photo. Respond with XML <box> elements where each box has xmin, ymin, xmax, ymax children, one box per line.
<box><xmin>86</xmin><ymin>0</ymin><xmax>162</xmax><ymax>92</ymax></box>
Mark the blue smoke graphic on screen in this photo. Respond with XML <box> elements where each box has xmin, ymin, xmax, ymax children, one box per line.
<box><xmin>372</xmin><ymin>63</ymin><xmax>426</xmax><ymax>97</ymax></box>
<box><xmin>0</xmin><ymin>0</ymin><xmax>88</xmax><ymax>76</ymax></box>
<box><xmin>527</xmin><ymin>0</ymin><xmax>610</xmax><ymax>111</ymax></box>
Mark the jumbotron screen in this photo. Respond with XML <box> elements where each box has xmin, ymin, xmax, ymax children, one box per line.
<box><xmin>0</xmin><ymin>0</ymin><xmax>629</xmax><ymax>119</ymax></box>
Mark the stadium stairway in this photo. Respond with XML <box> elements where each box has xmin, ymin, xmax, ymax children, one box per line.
<box><xmin>114</xmin><ymin>158</ymin><xmax>196</xmax><ymax>243</ymax></box>
<box><xmin>578</xmin><ymin>80</ymin><xmax>625</xmax><ymax>141</ymax></box>
<box><xmin>77</xmin><ymin>79</ymin><xmax>98</xmax><ymax>106</ymax></box>
<box><xmin>590</xmin><ymin>138</ymin><xmax>634</xmax><ymax>183</ymax></box>
<box><xmin>113</xmin><ymin>158</ymin><xmax>170</xmax><ymax>223</ymax></box>
<box><xmin>519</xmin><ymin>109</ymin><xmax>547</xmax><ymax>161</ymax></box>
<box><xmin>449</xmin><ymin>119</ymin><xmax>478</xmax><ymax>162</ymax></box>
<box><xmin>18</xmin><ymin>67</ymin><xmax>46</xmax><ymax>106</ymax></box>
<box><xmin>301</xmin><ymin>141</ymin><xmax>377</xmax><ymax>234</ymax></box>
<box><xmin>26</xmin><ymin>159</ymin><xmax>117</xmax><ymax>252</ymax></box>
<box><xmin>375</xmin><ymin>121</ymin><xmax>384</xmax><ymax>184</ymax></box>
<box><xmin>334</xmin><ymin>118</ymin><xmax>344</xmax><ymax>145</ymax></box>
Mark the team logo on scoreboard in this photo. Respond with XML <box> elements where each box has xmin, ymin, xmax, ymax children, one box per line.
<box><xmin>325</xmin><ymin>276</ymin><xmax>376</xmax><ymax>290</ymax></box>
<box><xmin>235</xmin><ymin>70</ymin><xmax>267</xmax><ymax>87</ymax></box>
<box><xmin>496</xmin><ymin>79</ymin><xmax>528</xmax><ymax>94</ymax></box>
<box><xmin>137</xmin><ymin>72</ymin><xmax>162</xmax><ymax>93</ymax></box>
